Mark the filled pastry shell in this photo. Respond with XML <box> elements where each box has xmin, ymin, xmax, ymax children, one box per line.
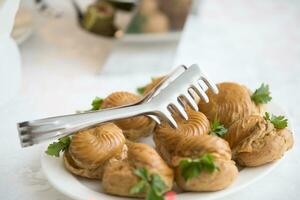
<box><xmin>154</xmin><ymin>110</ymin><xmax>210</xmax><ymax>164</ymax></box>
<box><xmin>102</xmin><ymin>91</ymin><xmax>156</xmax><ymax>140</ymax></box>
<box><xmin>224</xmin><ymin>115</ymin><xmax>294</xmax><ymax>166</ymax></box>
<box><xmin>172</xmin><ymin>135</ymin><xmax>238</xmax><ymax>191</ymax></box>
<box><xmin>64</xmin><ymin>123</ymin><xmax>127</xmax><ymax>179</ymax></box>
<box><xmin>102</xmin><ymin>141</ymin><xmax>174</xmax><ymax>197</ymax></box>
<box><xmin>198</xmin><ymin>82</ymin><xmax>263</xmax><ymax>127</ymax></box>
<box><xmin>143</xmin><ymin>77</ymin><xmax>164</xmax><ymax>95</ymax></box>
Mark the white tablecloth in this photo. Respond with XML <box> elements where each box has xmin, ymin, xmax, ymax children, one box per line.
<box><xmin>0</xmin><ymin>0</ymin><xmax>299</xmax><ymax>199</ymax></box>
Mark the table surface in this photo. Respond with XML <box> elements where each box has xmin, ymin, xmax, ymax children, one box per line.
<box><xmin>0</xmin><ymin>0</ymin><xmax>300</xmax><ymax>199</ymax></box>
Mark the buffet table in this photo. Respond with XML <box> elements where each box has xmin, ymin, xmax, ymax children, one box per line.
<box><xmin>0</xmin><ymin>0</ymin><xmax>299</xmax><ymax>199</ymax></box>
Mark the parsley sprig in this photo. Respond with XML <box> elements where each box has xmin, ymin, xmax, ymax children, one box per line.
<box><xmin>130</xmin><ymin>168</ymin><xmax>167</xmax><ymax>200</ymax></box>
<box><xmin>76</xmin><ymin>96</ymin><xmax>103</xmax><ymax>113</ymax></box>
<box><xmin>264</xmin><ymin>112</ymin><xmax>288</xmax><ymax>129</ymax></box>
<box><xmin>45</xmin><ymin>136</ymin><xmax>71</xmax><ymax>157</ymax></box>
<box><xmin>179</xmin><ymin>154</ymin><xmax>219</xmax><ymax>181</ymax></box>
<box><xmin>91</xmin><ymin>96</ymin><xmax>103</xmax><ymax>110</ymax></box>
<box><xmin>137</xmin><ymin>86</ymin><xmax>146</xmax><ymax>95</ymax></box>
<box><xmin>209</xmin><ymin>119</ymin><xmax>227</xmax><ymax>137</ymax></box>
<box><xmin>251</xmin><ymin>83</ymin><xmax>272</xmax><ymax>104</ymax></box>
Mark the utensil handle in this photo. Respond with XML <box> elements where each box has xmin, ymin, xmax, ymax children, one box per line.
<box><xmin>24</xmin><ymin>103</ymin><xmax>153</xmax><ymax>144</ymax></box>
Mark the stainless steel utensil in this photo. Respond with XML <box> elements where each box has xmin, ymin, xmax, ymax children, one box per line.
<box><xmin>17</xmin><ymin>64</ymin><xmax>218</xmax><ymax>147</ymax></box>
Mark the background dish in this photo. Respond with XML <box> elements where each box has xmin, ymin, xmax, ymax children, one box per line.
<box><xmin>41</xmin><ymin>102</ymin><xmax>293</xmax><ymax>200</ymax></box>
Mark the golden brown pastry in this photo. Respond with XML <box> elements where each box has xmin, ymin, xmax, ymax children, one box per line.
<box><xmin>172</xmin><ymin>135</ymin><xmax>238</xmax><ymax>191</ymax></box>
<box><xmin>154</xmin><ymin>108</ymin><xmax>237</xmax><ymax>191</ymax></box>
<box><xmin>198</xmin><ymin>82</ymin><xmax>263</xmax><ymax>127</ymax></box>
<box><xmin>143</xmin><ymin>76</ymin><xmax>164</xmax><ymax>95</ymax></box>
<box><xmin>224</xmin><ymin>115</ymin><xmax>293</xmax><ymax>167</ymax></box>
<box><xmin>63</xmin><ymin>123</ymin><xmax>127</xmax><ymax>179</ymax></box>
<box><xmin>154</xmin><ymin>109</ymin><xmax>210</xmax><ymax>164</ymax></box>
<box><xmin>102</xmin><ymin>141</ymin><xmax>173</xmax><ymax>197</ymax></box>
<box><xmin>101</xmin><ymin>91</ymin><xmax>156</xmax><ymax>141</ymax></box>
<box><xmin>63</xmin><ymin>150</ymin><xmax>104</xmax><ymax>179</ymax></box>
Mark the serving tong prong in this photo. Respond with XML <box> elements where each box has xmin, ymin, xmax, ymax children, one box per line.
<box><xmin>17</xmin><ymin>64</ymin><xmax>218</xmax><ymax>147</ymax></box>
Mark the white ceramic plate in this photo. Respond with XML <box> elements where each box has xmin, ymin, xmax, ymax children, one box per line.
<box><xmin>11</xmin><ymin>7</ymin><xmax>33</xmax><ymax>45</ymax></box>
<box><xmin>41</xmin><ymin>102</ymin><xmax>293</xmax><ymax>200</ymax></box>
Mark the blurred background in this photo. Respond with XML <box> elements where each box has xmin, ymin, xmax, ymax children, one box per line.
<box><xmin>0</xmin><ymin>0</ymin><xmax>300</xmax><ymax>199</ymax></box>
<box><xmin>13</xmin><ymin>0</ymin><xmax>195</xmax><ymax>75</ymax></box>
<box><xmin>9</xmin><ymin>0</ymin><xmax>300</xmax><ymax>112</ymax></box>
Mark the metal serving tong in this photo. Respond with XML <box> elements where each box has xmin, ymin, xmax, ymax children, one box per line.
<box><xmin>17</xmin><ymin>64</ymin><xmax>218</xmax><ymax>148</ymax></box>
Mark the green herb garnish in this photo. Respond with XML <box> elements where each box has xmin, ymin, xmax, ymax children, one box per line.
<box><xmin>137</xmin><ymin>86</ymin><xmax>146</xmax><ymax>95</ymax></box>
<box><xmin>137</xmin><ymin>77</ymin><xmax>161</xmax><ymax>95</ymax></box>
<box><xmin>91</xmin><ymin>96</ymin><xmax>103</xmax><ymax>110</ymax></box>
<box><xmin>264</xmin><ymin>112</ymin><xmax>288</xmax><ymax>129</ymax></box>
<box><xmin>209</xmin><ymin>119</ymin><xmax>227</xmax><ymax>137</ymax></box>
<box><xmin>77</xmin><ymin>96</ymin><xmax>103</xmax><ymax>113</ymax></box>
<box><xmin>251</xmin><ymin>83</ymin><xmax>272</xmax><ymax>104</ymax></box>
<box><xmin>130</xmin><ymin>168</ymin><xmax>167</xmax><ymax>200</ymax></box>
<box><xmin>179</xmin><ymin>154</ymin><xmax>219</xmax><ymax>181</ymax></box>
<box><xmin>45</xmin><ymin>136</ymin><xmax>71</xmax><ymax>157</ymax></box>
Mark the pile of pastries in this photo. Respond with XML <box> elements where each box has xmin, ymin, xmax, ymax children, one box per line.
<box><xmin>48</xmin><ymin>78</ymin><xmax>294</xmax><ymax>199</ymax></box>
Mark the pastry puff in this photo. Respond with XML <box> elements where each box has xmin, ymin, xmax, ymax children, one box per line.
<box><xmin>102</xmin><ymin>141</ymin><xmax>174</xmax><ymax>197</ymax></box>
<box><xmin>172</xmin><ymin>135</ymin><xmax>238</xmax><ymax>191</ymax></box>
<box><xmin>102</xmin><ymin>91</ymin><xmax>156</xmax><ymax>141</ymax></box>
<box><xmin>198</xmin><ymin>82</ymin><xmax>264</xmax><ymax>127</ymax></box>
<box><xmin>224</xmin><ymin>115</ymin><xmax>294</xmax><ymax>167</ymax></box>
<box><xmin>143</xmin><ymin>77</ymin><xmax>164</xmax><ymax>95</ymax></box>
<box><xmin>154</xmin><ymin>109</ymin><xmax>210</xmax><ymax>165</ymax></box>
<box><xmin>63</xmin><ymin>123</ymin><xmax>127</xmax><ymax>179</ymax></box>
